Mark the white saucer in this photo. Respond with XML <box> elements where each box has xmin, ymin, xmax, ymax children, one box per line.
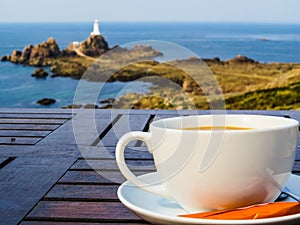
<box><xmin>117</xmin><ymin>173</ymin><xmax>300</xmax><ymax>225</ymax></box>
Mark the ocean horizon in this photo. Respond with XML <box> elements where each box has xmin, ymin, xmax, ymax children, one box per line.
<box><xmin>1</xmin><ymin>22</ymin><xmax>300</xmax><ymax>108</ymax></box>
<box><xmin>2</xmin><ymin>22</ymin><xmax>300</xmax><ymax>62</ymax></box>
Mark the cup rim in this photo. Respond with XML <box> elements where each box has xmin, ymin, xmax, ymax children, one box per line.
<box><xmin>150</xmin><ymin>114</ymin><xmax>299</xmax><ymax>133</ymax></box>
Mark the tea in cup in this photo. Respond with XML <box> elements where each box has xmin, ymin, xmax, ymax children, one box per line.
<box><xmin>116</xmin><ymin>114</ymin><xmax>298</xmax><ymax>212</ymax></box>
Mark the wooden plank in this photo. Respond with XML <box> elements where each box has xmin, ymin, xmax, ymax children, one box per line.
<box><xmin>39</xmin><ymin>113</ymin><xmax>118</xmax><ymax>146</ymax></box>
<box><xmin>0</xmin><ymin>144</ymin><xmax>82</xmax><ymax>158</ymax></box>
<box><xmin>83</xmin><ymin>146</ymin><xmax>153</xmax><ymax>160</ymax></box>
<box><xmin>296</xmin><ymin>148</ymin><xmax>300</xmax><ymax>160</ymax></box>
<box><xmin>0</xmin><ymin>137</ymin><xmax>41</xmax><ymax>145</ymax></box>
<box><xmin>0</xmin><ymin>157</ymin><xmax>9</xmax><ymax>166</ymax></box>
<box><xmin>92</xmin><ymin>108</ymin><xmax>211</xmax><ymax>116</ymax></box>
<box><xmin>0</xmin><ymin>157</ymin><xmax>76</xmax><ymax>225</ymax></box>
<box><xmin>0</xmin><ymin>108</ymin><xmax>73</xmax><ymax>114</ymax></box>
<box><xmin>58</xmin><ymin>171</ymin><xmax>147</xmax><ymax>185</ymax></box>
<box><xmin>0</xmin><ymin>130</ymin><xmax>50</xmax><ymax>137</ymax></box>
<box><xmin>152</xmin><ymin>113</ymin><xmax>181</xmax><ymax>122</ymax></box>
<box><xmin>21</xmin><ymin>222</ymin><xmax>149</xmax><ymax>225</ymax></box>
<box><xmin>113</xmin><ymin>147</ymin><xmax>153</xmax><ymax>159</ymax></box>
<box><xmin>93</xmin><ymin>109</ymin><xmax>175</xmax><ymax>116</ymax></box>
<box><xmin>0</xmin><ymin>118</ymin><xmax>68</xmax><ymax>125</ymax></box>
<box><xmin>26</xmin><ymin>201</ymin><xmax>142</xmax><ymax>222</ymax></box>
<box><xmin>0</xmin><ymin>123</ymin><xmax>60</xmax><ymax>131</ymax></box>
<box><xmin>99</xmin><ymin>114</ymin><xmax>151</xmax><ymax>147</ymax></box>
<box><xmin>71</xmin><ymin>159</ymin><xmax>155</xmax><ymax>171</ymax></box>
<box><xmin>225</xmin><ymin>110</ymin><xmax>285</xmax><ymax>116</ymax></box>
<box><xmin>36</xmin><ymin>122</ymin><xmax>77</xmax><ymax>146</ymax></box>
<box><xmin>58</xmin><ymin>171</ymin><xmax>116</xmax><ymax>184</ymax></box>
<box><xmin>0</xmin><ymin>157</ymin><xmax>15</xmax><ymax>169</ymax></box>
<box><xmin>0</xmin><ymin>113</ymin><xmax>73</xmax><ymax>119</ymax></box>
<box><xmin>45</xmin><ymin>184</ymin><xmax>119</xmax><ymax>201</ymax></box>
<box><xmin>283</xmin><ymin>110</ymin><xmax>300</xmax><ymax>123</ymax></box>
<box><xmin>71</xmin><ymin>146</ymin><xmax>153</xmax><ymax>160</ymax></box>
<box><xmin>293</xmin><ymin>161</ymin><xmax>300</xmax><ymax>173</ymax></box>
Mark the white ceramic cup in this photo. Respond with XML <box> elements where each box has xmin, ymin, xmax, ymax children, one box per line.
<box><xmin>116</xmin><ymin>114</ymin><xmax>298</xmax><ymax>212</ymax></box>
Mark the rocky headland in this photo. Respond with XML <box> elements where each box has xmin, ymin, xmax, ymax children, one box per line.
<box><xmin>0</xmin><ymin>35</ymin><xmax>109</xmax><ymax>66</ymax></box>
<box><xmin>1</xmin><ymin>33</ymin><xmax>300</xmax><ymax>110</ymax></box>
<box><xmin>1</xmin><ymin>34</ymin><xmax>111</xmax><ymax>80</ymax></box>
<box><xmin>1</xmin><ymin>34</ymin><xmax>163</xmax><ymax>80</ymax></box>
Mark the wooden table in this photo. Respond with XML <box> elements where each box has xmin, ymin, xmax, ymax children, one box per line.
<box><xmin>0</xmin><ymin>109</ymin><xmax>299</xmax><ymax>225</ymax></box>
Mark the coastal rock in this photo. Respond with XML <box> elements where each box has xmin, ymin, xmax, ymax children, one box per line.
<box><xmin>99</xmin><ymin>98</ymin><xmax>115</xmax><ymax>104</ymax></box>
<box><xmin>4</xmin><ymin>37</ymin><xmax>61</xmax><ymax>65</ymax></box>
<box><xmin>100</xmin><ymin>104</ymin><xmax>113</xmax><ymax>109</ymax></box>
<box><xmin>0</xmin><ymin>55</ymin><xmax>8</xmax><ymax>61</ymax></box>
<box><xmin>30</xmin><ymin>37</ymin><xmax>60</xmax><ymax>59</ymax></box>
<box><xmin>9</xmin><ymin>50</ymin><xmax>22</xmax><ymax>63</ymax></box>
<box><xmin>229</xmin><ymin>55</ymin><xmax>258</xmax><ymax>64</ymax></box>
<box><xmin>83</xmin><ymin>104</ymin><xmax>99</xmax><ymax>109</ymax></box>
<box><xmin>32</xmin><ymin>68</ymin><xmax>48</xmax><ymax>78</ymax></box>
<box><xmin>12</xmin><ymin>50</ymin><xmax>22</xmax><ymax>58</ymax></box>
<box><xmin>99</xmin><ymin>98</ymin><xmax>115</xmax><ymax>109</ymax></box>
<box><xmin>78</xmin><ymin>35</ymin><xmax>109</xmax><ymax>57</ymax></box>
<box><xmin>21</xmin><ymin>45</ymin><xmax>34</xmax><ymax>62</ymax></box>
<box><xmin>62</xmin><ymin>104</ymin><xmax>83</xmax><ymax>109</ymax></box>
<box><xmin>37</xmin><ymin>98</ymin><xmax>56</xmax><ymax>106</ymax></box>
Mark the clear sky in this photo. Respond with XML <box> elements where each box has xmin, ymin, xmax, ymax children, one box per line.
<box><xmin>1</xmin><ymin>0</ymin><xmax>300</xmax><ymax>23</ymax></box>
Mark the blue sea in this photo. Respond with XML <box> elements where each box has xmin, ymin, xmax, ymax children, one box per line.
<box><xmin>1</xmin><ymin>22</ymin><xmax>300</xmax><ymax>108</ymax></box>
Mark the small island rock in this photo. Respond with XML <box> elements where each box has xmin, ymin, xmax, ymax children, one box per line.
<box><xmin>0</xmin><ymin>55</ymin><xmax>8</xmax><ymax>61</ymax></box>
<box><xmin>99</xmin><ymin>98</ymin><xmax>115</xmax><ymax>104</ymax></box>
<box><xmin>83</xmin><ymin>104</ymin><xmax>99</xmax><ymax>109</ymax></box>
<box><xmin>37</xmin><ymin>98</ymin><xmax>56</xmax><ymax>106</ymax></box>
<box><xmin>32</xmin><ymin>68</ymin><xmax>48</xmax><ymax>78</ymax></box>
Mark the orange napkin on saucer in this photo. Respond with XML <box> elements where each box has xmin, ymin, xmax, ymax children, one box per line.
<box><xmin>179</xmin><ymin>202</ymin><xmax>300</xmax><ymax>220</ymax></box>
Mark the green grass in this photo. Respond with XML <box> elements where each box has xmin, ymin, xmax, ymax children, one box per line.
<box><xmin>225</xmin><ymin>82</ymin><xmax>300</xmax><ymax>110</ymax></box>
<box><xmin>109</xmin><ymin>59</ymin><xmax>300</xmax><ymax>110</ymax></box>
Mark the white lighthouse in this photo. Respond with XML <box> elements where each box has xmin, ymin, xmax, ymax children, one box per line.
<box><xmin>90</xmin><ymin>19</ymin><xmax>101</xmax><ymax>36</ymax></box>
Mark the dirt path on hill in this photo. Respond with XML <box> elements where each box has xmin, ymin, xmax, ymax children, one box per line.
<box><xmin>73</xmin><ymin>48</ymin><xmax>96</xmax><ymax>61</ymax></box>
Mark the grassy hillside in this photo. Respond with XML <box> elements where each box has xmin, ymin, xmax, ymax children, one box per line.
<box><xmin>109</xmin><ymin>57</ymin><xmax>300</xmax><ymax>110</ymax></box>
<box><xmin>225</xmin><ymin>82</ymin><xmax>300</xmax><ymax>110</ymax></box>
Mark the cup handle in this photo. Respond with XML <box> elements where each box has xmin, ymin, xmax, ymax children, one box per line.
<box><xmin>116</xmin><ymin>131</ymin><xmax>171</xmax><ymax>198</ymax></box>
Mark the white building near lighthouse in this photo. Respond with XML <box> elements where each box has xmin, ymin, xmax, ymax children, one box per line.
<box><xmin>71</xmin><ymin>20</ymin><xmax>101</xmax><ymax>49</ymax></box>
<box><xmin>90</xmin><ymin>19</ymin><xmax>101</xmax><ymax>36</ymax></box>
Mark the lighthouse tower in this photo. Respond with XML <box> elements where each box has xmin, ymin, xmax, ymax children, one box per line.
<box><xmin>90</xmin><ymin>19</ymin><xmax>101</xmax><ymax>36</ymax></box>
